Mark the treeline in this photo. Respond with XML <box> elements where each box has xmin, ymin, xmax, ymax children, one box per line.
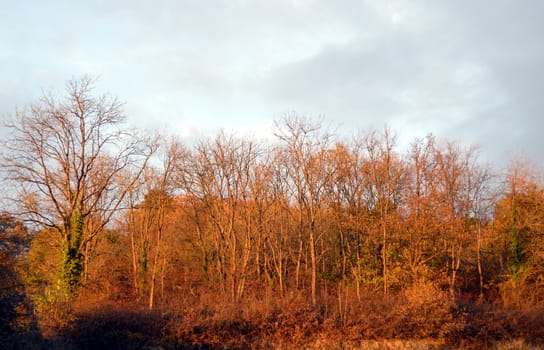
<box><xmin>111</xmin><ymin>120</ymin><xmax>541</xmax><ymax>309</ymax></box>
<box><xmin>83</xmin><ymin>109</ymin><xmax>541</xmax><ymax>311</ymax></box>
<box><xmin>3</xmin><ymin>77</ymin><xmax>544</xmax><ymax>348</ymax></box>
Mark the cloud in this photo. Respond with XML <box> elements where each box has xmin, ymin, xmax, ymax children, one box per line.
<box><xmin>249</xmin><ymin>1</ymin><xmax>544</xmax><ymax>167</ymax></box>
<box><xmin>1</xmin><ymin>0</ymin><xmax>543</xmax><ymax>169</ymax></box>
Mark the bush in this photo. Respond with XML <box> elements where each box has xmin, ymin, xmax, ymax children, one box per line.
<box><xmin>399</xmin><ymin>281</ymin><xmax>461</xmax><ymax>338</ymax></box>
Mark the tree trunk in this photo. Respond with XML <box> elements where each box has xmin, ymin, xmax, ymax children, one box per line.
<box><xmin>477</xmin><ymin>224</ymin><xmax>484</xmax><ymax>300</ymax></box>
<box><xmin>382</xmin><ymin>220</ymin><xmax>388</xmax><ymax>295</ymax></box>
<box><xmin>295</xmin><ymin>234</ymin><xmax>302</xmax><ymax>289</ymax></box>
<box><xmin>130</xmin><ymin>228</ymin><xmax>139</xmax><ymax>292</ymax></box>
<box><xmin>149</xmin><ymin>226</ymin><xmax>163</xmax><ymax>310</ymax></box>
<box><xmin>310</xmin><ymin>228</ymin><xmax>317</xmax><ymax>306</ymax></box>
<box><xmin>63</xmin><ymin>211</ymin><xmax>85</xmax><ymax>290</ymax></box>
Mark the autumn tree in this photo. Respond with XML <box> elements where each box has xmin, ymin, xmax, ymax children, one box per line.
<box><xmin>361</xmin><ymin>128</ymin><xmax>405</xmax><ymax>295</ymax></box>
<box><xmin>0</xmin><ymin>212</ymin><xmax>39</xmax><ymax>343</ymax></box>
<box><xmin>0</xmin><ymin>213</ymin><xmax>30</xmax><ymax>294</ymax></box>
<box><xmin>263</xmin><ymin>147</ymin><xmax>297</xmax><ymax>296</ymax></box>
<box><xmin>326</xmin><ymin>136</ymin><xmax>386</xmax><ymax>298</ymax></box>
<box><xmin>433</xmin><ymin>141</ymin><xmax>490</xmax><ymax>299</ymax></box>
<box><xmin>274</xmin><ymin>114</ymin><xmax>335</xmax><ymax>305</ymax></box>
<box><xmin>176</xmin><ymin>132</ymin><xmax>261</xmax><ymax>301</ymax></box>
<box><xmin>323</xmin><ymin>142</ymin><xmax>358</xmax><ymax>287</ymax></box>
<box><xmin>492</xmin><ymin>161</ymin><xmax>544</xmax><ymax>307</ymax></box>
<box><xmin>402</xmin><ymin>135</ymin><xmax>441</xmax><ymax>283</ymax></box>
<box><xmin>2</xmin><ymin>77</ymin><xmax>156</xmax><ymax>292</ymax></box>
<box><xmin>464</xmin><ymin>153</ymin><xmax>493</xmax><ymax>299</ymax></box>
<box><xmin>142</xmin><ymin>139</ymin><xmax>182</xmax><ymax>309</ymax></box>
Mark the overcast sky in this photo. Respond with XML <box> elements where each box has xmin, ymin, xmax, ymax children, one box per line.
<box><xmin>1</xmin><ymin>0</ymin><xmax>543</xmax><ymax>169</ymax></box>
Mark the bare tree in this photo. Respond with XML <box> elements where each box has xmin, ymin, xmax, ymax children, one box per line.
<box><xmin>274</xmin><ymin>114</ymin><xmax>335</xmax><ymax>306</ymax></box>
<box><xmin>176</xmin><ymin>131</ymin><xmax>260</xmax><ymax>302</ymax></box>
<box><xmin>433</xmin><ymin>141</ymin><xmax>485</xmax><ymax>300</ymax></box>
<box><xmin>362</xmin><ymin>127</ymin><xmax>405</xmax><ymax>295</ymax></box>
<box><xmin>145</xmin><ymin>139</ymin><xmax>184</xmax><ymax>309</ymax></box>
<box><xmin>402</xmin><ymin>135</ymin><xmax>441</xmax><ymax>282</ymax></box>
<box><xmin>2</xmin><ymin>76</ymin><xmax>156</xmax><ymax>291</ymax></box>
<box><xmin>126</xmin><ymin>139</ymin><xmax>182</xmax><ymax>309</ymax></box>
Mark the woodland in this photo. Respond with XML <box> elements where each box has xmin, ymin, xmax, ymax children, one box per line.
<box><xmin>2</xmin><ymin>77</ymin><xmax>544</xmax><ymax>349</ymax></box>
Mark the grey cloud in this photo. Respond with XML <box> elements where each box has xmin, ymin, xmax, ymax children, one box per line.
<box><xmin>261</xmin><ymin>30</ymin><xmax>472</xmax><ymax>129</ymax></box>
<box><xmin>254</xmin><ymin>1</ymin><xmax>544</xmax><ymax>167</ymax></box>
<box><xmin>2</xmin><ymin>0</ymin><xmax>544</xmax><ymax>169</ymax></box>
<box><xmin>432</xmin><ymin>1</ymin><xmax>544</xmax><ymax>167</ymax></box>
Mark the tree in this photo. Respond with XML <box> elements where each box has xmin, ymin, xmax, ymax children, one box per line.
<box><xmin>274</xmin><ymin>114</ymin><xmax>335</xmax><ymax>306</ymax></box>
<box><xmin>141</xmin><ymin>139</ymin><xmax>181</xmax><ymax>309</ymax></box>
<box><xmin>0</xmin><ymin>213</ymin><xmax>39</xmax><ymax>343</ymax></box>
<box><xmin>464</xmin><ymin>154</ymin><xmax>493</xmax><ymax>300</ymax></box>
<box><xmin>493</xmin><ymin>161</ymin><xmax>544</xmax><ymax>307</ymax></box>
<box><xmin>402</xmin><ymin>135</ymin><xmax>441</xmax><ymax>283</ymax></box>
<box><xmin>2</xmin><ymin>77</ymin><xmax>156</xmax><ymax>292</ymax></box>
<box><xmin>433</xmin><ymin>141</ymin><xmax>486</xmax><ymax>300</ymax></box>
<box><xmin>176</xmin><ymin>131</ymin><xmax>261</xmax><ymax>302</ymax></box>
<box><xmin>323</xmin><ymin>142</ymin><xmax>358</xmax><ymax>288</ymax></box>
<box><xmin>361</xmin><ymin>128</ymin><xmax>405</xmax><ymax>295</ymax></box>
<box><xmin>265</xmin><ymin>147</ymin><xmax>296</xmax><ymax>297</ymax></box>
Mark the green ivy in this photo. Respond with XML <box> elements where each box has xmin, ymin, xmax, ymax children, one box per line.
<box><xmin>62</xmin><ymin>211</ymin><xmax>84</xmax><ymax>291</ymax></box>
<box><xmin>509</xmin><ymin>227</ymin><xmax>525</xmax><ymax>279</ymax></box>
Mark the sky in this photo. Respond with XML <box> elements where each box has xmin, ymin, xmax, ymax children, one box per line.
<box><xmin>1</xmin><ymin>0</ymin><xmax>544</xmax><ymax>169</ymax></box>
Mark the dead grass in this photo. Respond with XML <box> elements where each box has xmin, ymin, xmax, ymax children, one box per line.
<box><xmin>303</xmin><ymin>338</ymin><xmax>442</xmax><ymax>350</ymax></box>
<box><xmin>23</xmin><ymin>283</ymin><xmax>544</xmax><ymax>349</ymax></box>
<box><xmin>493</xmin><ymin>339</ymin><xmax>544</xmax><ymax>350</ymax></box>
